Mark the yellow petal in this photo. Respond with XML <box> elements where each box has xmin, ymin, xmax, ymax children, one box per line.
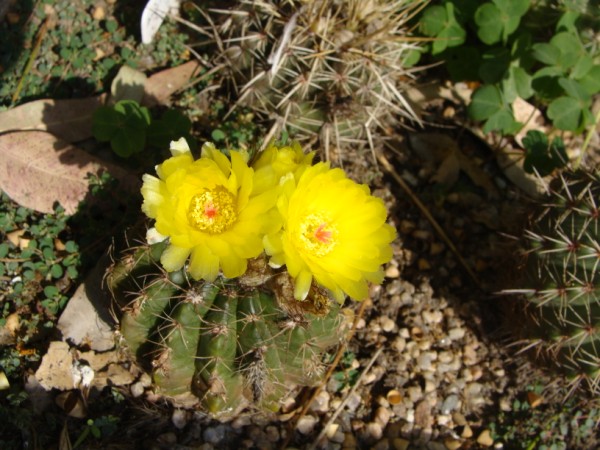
<box><xmin>221</xmin><ymin>254</ymin><xmax>247</xmax><ymax>279</ymax></box>
<box><xmin>189</xmin><ymin>246</ymin><xmax>220</xmax><ymax>281</ymax></box>
<box><xmin>160</xmin><ymin>245</ymin><xmax>191</xmax><ymax>272</ymax></box>
<box><xmin>294</xmin><ymin>270</ymin><xmax>312</xmax><ymax>301</ymax></box>
<box><xmin>169</xmin><ymin>137</ymin><xmax>191</xmax><ymax>156</ymax></box>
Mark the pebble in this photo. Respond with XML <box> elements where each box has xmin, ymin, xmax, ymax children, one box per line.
<box><xmin>477</xmin><ymin>429</ymin><xmax>494</xmax><ymax>447</ymax></box>
<box><xmin>365</xmin><ymin>422</ymin><xmax>383</xmax><ymax>441</ymax></box>
<box><xmin>448</xmin><ymin>328</ymin><xmax>465</xmax><ymax>341</ymax></box>
<box><xmin>265</xmin><ymin>425</ymin><xmax>279</xmax><ymax>443</ymax></box>
<box><xmin>391</xmin><ymin>438</ymin><xmax>410</xmax><ymax>450</ymax></box>
<box><xmin>461</xmin><ymin>424</ymin><xmax>473</xmax><ymax>439</ymax></box>
<box><xmin>130</xmin><ymin>381</ymin><xmax>144</xmax><ymax>398</ymax></box>
<box><xmin>422</xmin><ymin>310</ymin><xmax>443</xmax><ymax>324</ymax></box>
<box><xmin>374</xmin><ymin>406</ymin><xmax>392</xmax><ymax>428</ymax></box>
<box><xmin>417</xmin><ymin>351</ymin><xmax>437</xmax><ymax>371</ymax></box>
<box><xmin>296</xmin><ymin>415</ymin><xmax>318</xmax><ymax>434</ymax></box>
<box><xmin>310</xmin><ymin>390</ymin><xmax>330</xmax><ymax>413</ymax></box>
<box><xmin>385</xmin><ymin>265</ymin><xmax>401</xmax><ymax>278</ymax></box>
<box><xmin>171</xmin><ymin>409</ymin><xmax>188</xmax><ymax>429</ymax></box>
<box><xmin>444</xmin><ymin>438</ymin><xmax>463</xmax><ymax>450</ymax></box>
<box><xmin>203</xmin><ymin>425</ymin><xmax>227</xmax><ymax>444</ymax></box>
<box><xmin>441</xmin><ymin>394</ymin><xmax>460</xmax><ymax>414</ymax></box>
<box><xmin>381</xmin><ymin>316</ymin><xmax>396</xmax><ymax>332</ymax></box>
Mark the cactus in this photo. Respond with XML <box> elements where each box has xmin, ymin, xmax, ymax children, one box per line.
<box><xmin>192</xmin><ymin>0</ymin><xmax>424</xmax><ymax>157</ymax></box>
<box><xmin>509</xmin><ymin>170</ymin><xmax>600</xmax><ymax>394</ymax></box>
<box><xmin>107</xmin><ymin>242</ymin><xmax>346</xmax><ymax>415</ymax></box>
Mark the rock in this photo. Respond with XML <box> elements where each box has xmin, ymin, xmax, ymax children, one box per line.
<box><xmin>57</xmin><ymin>256</ymin><xmax>115</xmax><ymax>351</ymax></box>
<box><xmin>414</xmin><ymin>400</ymin><xmax>433</xmax><ymax>429</ymax></box>
<box><xmin>265</xmin><ymin>425</ymin><xmax>280</xmax><ymax>442</ymax></box>
<box><xmin>477</xmin><ymin>429</ymin><xmax>494</xmax><ymax>447</ymax></box>
<box><xmin>374</xmin><ymin>406</ymin><xmax>392</xmax><ymax>428</ymax></box>
<box><xmin>444</xmin><ymin>438</ymin><xmax>463</xmax><ymax>450</ymax></box>
<box><xmin>35</xmin><ymin>341</ymin><xmax>77</xmax><ymax>390</ymax></box>
<box><xmin>172</xmin><ymin>409</ymin><xmax>188</xmax><ymax>429</ymax></box>
<box><xmin>391</xmin><ymin>438</ymin><xmax>410</xmax><ymax>450</ymax></box>
<box><xmin>203</xmin><ymin>425</ymin><xmax>227</xmax><ymax>444</ymax></box>
<box><xmin>365</xmin><ymin>422</ymin><xmax>383</xmax><ymax>441</ymax></box>
<box><xmin>296</xmin><ymin>415</ymin><xmax>318</xmax><ymax>434</ymax></box>
<box><xmin>461</xmin><ymin>424</ymin><xmax>473</xmax><ymax>439</ymax></box>
<box><xmin>310</xmin><ymin>390</ymin><xmax>330</xmax><ymax>413</ymax></box>
<box><xmin>441</xmin><ymin>395</ymin><xmax>460</xmax><ymax>414</ymax></box>
<box><xmin>448</xmin><ymin>328</ymin><xmax>465</xmax><ymax>341</ymax></box>
<box><xmin>130</xmin><ymin>381</ymin><xmax>145</xmax><ymax>398</ymax></box>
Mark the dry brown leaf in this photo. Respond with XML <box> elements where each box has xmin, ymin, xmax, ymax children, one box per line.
<box><xmin>142</xmin><ymin>60</ymin><xmax>200</xmax><ymax>107</ymax></box>
<box><xmin>409</xmin><ymin>133</ymin><xmax>498</xmax><ymax>197</ymax></box>
<box><xmin>0</xmin><ymin>130</ymin><xmax>136</xmax><ymax>215</ymax></box>
<box><xmin>0</xmin><ymin>96</ymin><xmax>104</xmax><ymax>142</ymax></box>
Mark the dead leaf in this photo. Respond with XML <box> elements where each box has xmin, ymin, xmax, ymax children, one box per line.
<box><xmin>0</xmin><ymin>130</ymin><xmax>136</xmax><ymax>214</ymax></box>
<box><xmin>110</xmin><ymin>65</ymin><xmax>148</xmax><ymax>105</ymax></box>
<box><xmin>0</xmin><ymin>96</ymin><xmax>104</xmax><ymax>142</ymax></box>
<box><xmin>142</xmin><ymin>60</ymin><xmax>200</xmax><ymax>107</ymax></box>
<box><xmin>56</xmin><ymin>391</ymin><xmax>87</xmax><ymax>418</ymax></box>
<box><xmin>409</xmin><ymin>133</ymin><xmax>499</xmax><ymax>197</ymax></box>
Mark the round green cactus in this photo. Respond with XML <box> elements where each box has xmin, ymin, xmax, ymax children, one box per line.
<box><xmin>511</xmin><ymin>170</ymin><xmax>600</xmax><ymax>393</ymax></box>
<box><xmin>193</xmin><ymin>0</ymin><xmax>423</xmax><ymax>154</ymax></box>
<box><xmin>107</xmin><ymin>242</ymin><xmax>346</xmax><ymax>415</ymax></box>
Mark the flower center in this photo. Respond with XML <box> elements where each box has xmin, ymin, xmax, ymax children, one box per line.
<box><xmin>187</xmin><ymin>186</ymin><xmax>237</xmax><ymax>234</ymax></box>
<box><xmin>298</xmin><ymin>213</ymin><xmax>338</xmax><ymax>256</ymax></box>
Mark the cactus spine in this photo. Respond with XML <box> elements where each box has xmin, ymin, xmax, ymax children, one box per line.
<box><xmin>511</xmin><ymin>170</ymin><xmax>600</xmax><ymax>394</ymax></box>
<box><xmin>108</xmin><ymin>243</ymin><xmax>345</xmax><ymax>415</ymax></box>
<box><xmin>193</xmin><ymin>0</ymin><xmax>424</xmax><ymax>156</ymax></box>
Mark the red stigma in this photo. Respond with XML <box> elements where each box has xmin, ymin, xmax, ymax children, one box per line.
<box><xmin>314</xmin><ymin>223</ymin><xmax>332</xmax><ymax>243</ymax></box>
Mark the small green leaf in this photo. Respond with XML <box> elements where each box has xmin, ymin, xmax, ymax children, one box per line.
<box><xmin>532</xmin><ymin>43</ymin><xmax>560</xmax><ymax>66</ymax></box>
<box><xmin>92</xmin><ymin>107</ymin><xmax>123</xmax><ymax>142</ymax></box>
<box><xmin>558</xmin><ymin>78</ymin><xmax>590</xmax><ymax>102</ymax></box>
<box><xmin>65</xmin><ymin>241</ymin><xmax>78</xmax><ymax>253</ymax></box>
<box><xmin>111</xmin><ymin>128</ymin><xmax>147</xmax><ymax>157</ymax></box>
<box><xmin>468</xmin><ymin>85</ymin><xmax>504</xmax><ymax>121</ymax></box>
<box><xmin>0</xmin><ymin>243</ymin><xmax>8</xmax><ymax>258</ymax></box>
<box><xmin>43</xmin><ymin>285</ymin><xmax>60</xmax><ymax>298</ymax></box>
<box><xmin>420</xmin><ymin>5</ymin><xmax>446</xmax><ymax>36</ymax></box>
<box><xmin>547</xmin><ymin>96</ymin><xmax>583</xmax><ymax>131</ymax></box>
<box><xmin>211</xmin><ymin>129</ymin><xmax>226</xmax><ymax>142</ymax></box>
<box><xmin>549</xmin><ymin>32</ymin><xmax>582</xmax><ymax>71</ymax></box>
<box><xmin>522</xmin><ymin>130</ymin><xmax>567</xmax><ymax>176</ymax></box>
<box><xmin>420</xmin><ymin>3</ymin><xmax>465</xmax><ymax>55</ymax></box>
<box><xmin>50</xmin><ymin>264</ymin><xmax>64</xmax><ymax>279</ymax></box>
<box><xmin>578</xmin><ymin>65</ymin><xmax>600</xmax><ymax>95</ymax></box>
<box><xmin>483</xmin><ymin>109</ymin><xmax>520</xmax><ymax>134</ymax></box>
<box><xmin>148</xmin><ymin>109</ymin><xmax>193</xmax><ymax>149</ymax></box>
<box><xmin>475</xmin><ymin>3</ymin><xmax>503</xmax><ymax>45</ymax></box>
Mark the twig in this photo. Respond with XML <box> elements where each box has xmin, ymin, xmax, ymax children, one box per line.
<box><xmin>12</xmin><ymin>17</ymin><xmax>48</xmax><ymax>105</ymax></box>
<box><xmin>281</xmin><ymin>298</ymin><xmax>369</xmax><ymax>448</ymax></box>
<box><xmin>308</xmin><ymin>346</ymin><xmax>384</xmax><ymax>450</ymax></box>
<box><xmin>377</xmin><ymin>152</ymin><xmax>484</xmax><ymax>290</ymax></box>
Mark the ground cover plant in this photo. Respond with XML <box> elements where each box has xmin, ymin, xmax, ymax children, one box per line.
<box><xmin>0</xmin><ymin>0</ymin><xmax>599</xmax><ymax>449</ymax></box>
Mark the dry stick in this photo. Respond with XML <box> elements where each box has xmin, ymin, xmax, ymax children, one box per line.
<box><xmin>377</xmin><ymin>153</ymin><xmax>484</xmax><ymax>291</ymax></box>
<box><xmin>281</xmin><ymin>298</ymin><xmax>369</xmax><ymax>448</ymax></box>
<box><xmin>12</xmin><ymin>17</ymin><xmax>48</xmax><ymax>106</ymax></box>
<box><xmin>308</xmin><ymin>346</ymin><xmax>384</xmax><ymax>450</ymax></box>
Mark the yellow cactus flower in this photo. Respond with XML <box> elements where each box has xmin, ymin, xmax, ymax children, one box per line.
<box><xmin>141</xmin><ymin>139</ymin><xmax>278</xmax><ymax>281</ymax></box>
<box><xmin>252</xmin><ymin>140</ymin><xmax>315</xmax><ymax>194</ymax></box>
<box><xmin>265</xmin><ymin>162</ymin><xmax>396</xmax><ymax>302</ymax></box>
